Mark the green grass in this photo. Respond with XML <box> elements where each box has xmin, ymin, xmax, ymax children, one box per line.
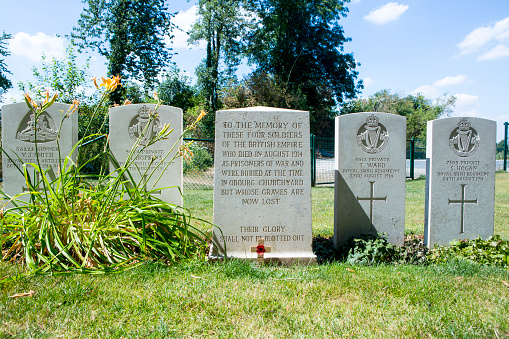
<box><xmin>2</xmin><ymin>173</ymin><xmax>509</xmax><ymax>338</ymax></box>
<box><xmin>1</xmin><ymin>259</ymin><xmax>508</xmax><ymax>338</ymax></box>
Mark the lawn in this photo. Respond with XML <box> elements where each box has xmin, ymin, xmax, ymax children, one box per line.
<box><xmin>1</xmin><ymin>173</ymin><xmax>509</xmax><ymax>338</ymax></box>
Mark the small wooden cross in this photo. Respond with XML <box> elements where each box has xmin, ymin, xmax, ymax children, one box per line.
<box><xmin>251</xmin><ymin>238</ymin><xmax>271</xmax><ymax>265</ymax></box>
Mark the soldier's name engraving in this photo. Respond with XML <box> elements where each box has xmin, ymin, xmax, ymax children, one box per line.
<box><xmin>343</xmin><ymin>156</ymin><xmax>399</xmax><ymax>179</ymax></box>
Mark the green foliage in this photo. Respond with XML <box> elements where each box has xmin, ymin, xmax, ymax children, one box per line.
<box><xmin>0</xmin><ymin>31</ymin><xmax>12</xmax><ymax>100</ymax></box>
<box><xmin>346</xmin><ymin>236</ymin><xmax>400</xmax><ymax>265</ymax></box>
<box><xmin>341</xmin><ymin>89</ymin><xmax>456</xmax><ymax>140</ymax></box>
<box><xmin>429</xmin><ymin>235</ymin><xmax>509</xmax><ymax>267</ymax></box>
<box><xmin>72</xmin><ymin>0</ymin><xmax>175</xmax><ymax>103</ymax></box>
<box><xmin>156</xmin><ymin>66</ymin><xmax>199</xmax><ymax>113</ymax></box>
<box><xmin>183</xmin><ymin>142</ymin><xmax>213</xmax><ymax>174</ymax></box>
<box><xmin>0</xmin><ymin>84</ymin><xmax>211</xmax><ymax>281</ymax></box>
<box><xmin>345</xmin><ymin>235</ymin><xmax>429</xmax><ymax>266</ymax></box>
<box><xmin>17</xmin><ymin>44</ymin><xmax>91</xmax><ymax>104</ymax></box>
<box><xmin>189</xmin><ymin>0</ymin><xmax>251</xmax><ymax>114</ymax></box>
<box><xmin>222</xmin><ymin>71</ymin><xmax>307</xmax><ymax>110</ymax></box>
<box><xmin>246</xmin><ymin>0</ymin><xmax>361</xmax><ymax>136</ymax></box>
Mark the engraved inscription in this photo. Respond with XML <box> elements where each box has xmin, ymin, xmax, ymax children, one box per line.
<box><xmin>357</xmin><ymin>114</ymin><xmax>389</xmax><ymax>154</ymax></box>
<box><xmin>449</xmin><ymin>118</ymin><xmax>479</xmax><ymax>157</ymax></box>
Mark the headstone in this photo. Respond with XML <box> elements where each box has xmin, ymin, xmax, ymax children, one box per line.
<box><xmin>424</xmin><ymin>117</ymin><xmax>496</xmax><ymax>247</ymax></box>
<box><xmin>334</xmin><ymin>112</ymin><xmax>406</xmax><ymax>247</ymax></box>
<box><xmin>210</xmin><ymin>107</ymin><xmax>316</xmax><ymax>264</ymax></box>
<box><xmin>109</xmin><ymin>104</ymin><xmax>183</xmax><ymax>205</ymax></box>
<box><xmin>1</xmin><ymin>102</ymin><xmax>78</xmax><ymax>203</ymax></box>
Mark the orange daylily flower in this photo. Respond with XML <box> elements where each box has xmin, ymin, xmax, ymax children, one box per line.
<box><xmin>92</xmin><ymin>77</ymin><xmax>99</xmax><ymax>89</ymax></box>
<box><xmin>23</xmin><ymin>93</ymin><xmax>38</xmax><ymax>110</ymax></box>
<box><xmin>99</xmin><ymin>75</ymin><xmax>122</xmax><ymax>92</ymax></box>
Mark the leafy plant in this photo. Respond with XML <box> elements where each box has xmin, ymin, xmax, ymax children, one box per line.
<box><xmin>183</xmin><ymin>142</ymin><xmax>213</xmax><ymax>173</ymax></box>
<box><xmin>0</xmin><ymin>77</ymin><xmax>212</xmax><ymax>282</ymax></box>
<box><xmin>428</xmin><ymin>235</ymin><xmax>509</xmax><ymax>267</ymax></box>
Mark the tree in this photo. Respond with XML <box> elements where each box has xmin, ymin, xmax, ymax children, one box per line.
<box><xmin>18</xmin><ymin>44</ymin><xmax>91</xmax><ymax>104</ymax></box>
<box><xmin>246</xmin><ymin>0</ymin><xmax>362</xmax><ymax>136</ymax></box>
<box><xmin>341</xmin><ymin>89</ymin><xmax>456</xmax><ymax>140</ymax></box>
<box><xmin>72</xmin><ymin>0</ymin><xmax>175</xmax><ymax>103</ymax></box>
<box><xmin>0</xmin><ymin>31</ymin><xmax>12</xmax><ymax>101</ymax></box>
<box><xmin>156</xmin><ymin>66</ymin><xmax>199</xmax><ymax>113</ymax></box>
<box><xmin>188</xmin><ymin>0</ymin><xmax>251</xmax><ymax>125</ymax></box>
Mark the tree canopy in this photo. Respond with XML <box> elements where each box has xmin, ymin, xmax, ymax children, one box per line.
<box><xmin>0</xmin><ymin>31</ymin><xmax>12</xmax><ymax>100</ymax></box>
<box><xmin>341</xmin><ymin>89</ymin><xmax>456</xmax><ymax>140</ymax></box>
<box><xmin>72</xmin><ymin>0</ymin><xmax>175</xmax><ymax>103</ymax></box>
<box><xmin>246</xmin><ymin>0</ymin><xmax>362</xmax><ymax>135</ymax></box>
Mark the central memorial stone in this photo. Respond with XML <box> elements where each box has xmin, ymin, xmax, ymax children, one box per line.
<box><xmin>210</xmin><ymin>107</ymin><xmax>316</xmax><ymax>264</ymax></box>
<box><xmin>109</xmin><ymin>104</ymin><xmax>183</xmax><ymax>205</ymax></box>
<box><xmin>334</xmin><ymin>112</ymin><xmax>406</xmax><ymax>247</ymax></box>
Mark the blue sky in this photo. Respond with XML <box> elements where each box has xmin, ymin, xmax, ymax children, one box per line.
<box><xmin>1</xmin><ymin>0</ymin><xmax>509</xmax><ymax>140</ymax></box>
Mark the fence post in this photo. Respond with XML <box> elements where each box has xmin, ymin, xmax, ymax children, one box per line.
<box><xmin>410</xmin><ymin>138</ymin><xmax>415</xmax><ymax>180</ymax></box>
<box><xmin>310</xmin><ymin>134</ymin><xmax>316</xmax><ymax>187</ymax></box>
<box><xmin>504</xmin><ymin>122</ymin><xmax>508</xmax><ymax>172</ymax></box>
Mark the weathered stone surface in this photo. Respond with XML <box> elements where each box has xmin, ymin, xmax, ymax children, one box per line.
<box><xmin>1</xmin><ymin>102</ymin><xmax>77</xmax><ymax>203</ymax></box>
<box><xmin>211</xmin><ymin>107</ymin><xmax>315</xmax><ymax>264</ymax></box>
<box><xmin>109</xmin><ymin>104</ymin><xmax>183</xmax><ymax>205</ymax></box>
<box><xmin>334</xmin><ymin>112</ymin><xmax>406</xmax><ymax>247</ymax></box>
<box><xmin>424</xmin><ymin>117</ymin><xmax>496</xmax><ymax>247</ymax></box>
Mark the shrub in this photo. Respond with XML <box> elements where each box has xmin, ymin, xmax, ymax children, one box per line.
<box><xmin>183</xmin><ymin>142</ymin><xmax>213</xmax><ymax>173</ymax></box>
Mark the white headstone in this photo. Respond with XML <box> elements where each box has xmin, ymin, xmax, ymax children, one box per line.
<box><xmin>211</xmin><ymin>107</ymin><xmax>316</xmax><ymax>264</ymax></box>
<box><xmin>1</xmin><ymin>102</ymin><xmax>77</xmax><ymax>203</ymax></box>
<box><xmin>334</xmin><ymin>112</ymin><xmax>406</xmax><ymax>246</ymax></box>
<box><xmin>424</xmin><ymin>117</ymin><xmax>496</xmax><ymax>247</ymax></box>
<box><xmin>109</xmin><ymin>104</ymin><xmax>183</xmax><ymax>205</ymax></box>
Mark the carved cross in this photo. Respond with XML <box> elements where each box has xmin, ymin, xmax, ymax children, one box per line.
<box><xmin>448</xmin><ymin>184</ymin><xmax>478</xmax><ymax>234</ymax></box>
<box><xmin>251</xmin><ymin>238</ymin><xmax>271</xmax><ymax>265</ymax></box>
<box><xmin>356</xmin><ymin>181</ymin><xmax>387</xmax><ymax>229</ymax></box>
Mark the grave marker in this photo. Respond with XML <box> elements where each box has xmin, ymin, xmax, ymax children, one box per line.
<box><xmin>334</xmin><ymin>112</ymin><xmax>406</xmax><ymax>247</ymax></box>
<box><xmin>109</xmin><ymin>104</ymin><xmax>183</xmax><ymax>205</ymax></box>
<box><xmin>210</xmin><ymin>107</ymin><xmax>316</xmax><ymax>264</ymax></box>
<box><xmin>1</xmin><ymin>102</ymin><xmax>77</xmax><ymax>203</ymax></box>
<box><xmin>424</xmin><ymin>117</ymin><xmax>496</xmax><ymax>247</ymax></box>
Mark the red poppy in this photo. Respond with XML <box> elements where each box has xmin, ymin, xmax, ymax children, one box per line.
<box><xmin>256</xmin><ymin>244</ymin><xmax>265</xmax><ymax>255</ymax></box>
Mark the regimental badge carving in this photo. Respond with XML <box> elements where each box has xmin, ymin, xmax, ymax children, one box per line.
<box><xmin>16</xmin><ymin>111</ymin><xmax>58</xmax><ymax>143</ymax></box>
<box><xmin>357</xmin><ymin>114</ymin><xmax>389</xmax><ymax>154</ymax></box>
<box><xmin>128</xmin><ymin>105</ymin><xmax>162</xmax><ymax>146</ymax></box>
<box><xmin>449</xmin><ymin>118</ymin><xmax>479</xmax><ymax>157</ymax></box>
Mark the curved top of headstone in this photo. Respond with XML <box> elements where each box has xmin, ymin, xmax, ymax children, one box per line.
<box><xmin>338</xmin><ymin>111</ymin><xmax>404</xmax><ymax>120</ymax></box>
<box><xmin>219</xmin><ymin>106</ymin><xmax>308</xmax><ymax>113</ymax></box>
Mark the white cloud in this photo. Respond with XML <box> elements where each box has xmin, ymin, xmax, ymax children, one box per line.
<box><xmin>451</xmin><ymin>93</ymin><xmax>480</xmax><ymax>117</ymax></box>
<box><xmin>413</xmin><ymin>75</ymin><xmax>468</xmax><ymax>98</ymax></box>
<box><xmin>364</xmin><ymin>2</ymin><xmax>409</xmax><ymax>25</ymax></box>
<box><xmin>457</xmin><ymin>17</ymin><xmax>509</xmax><ymax>59</ymax></box>
<box><xmin>412</xmin><ymin>85</ymin><xmax>438</xmax><ymax>98</ymax></box>
<box><xmin>433</xmin><ymin>75</ymin><xmax>468</xmax><ymax>87</ymax></box>
<box><xmin>362</xmin><ymin>77</ymin><xmax>375</xmax><ymax>87</ymax></box>
<box><xmin>478</xmin><ymin>44</ymin><xmax>509</xmax><ymax>60</ymax></box>
<box><xmin>9</xmin><ymin>32</ymin><xmax>64</xmax><ymax>61</ymax></box>
<box><xmin>168</xmin><ymin>5</ymin><xmax>203</xmax><ymax>50</ymax></box>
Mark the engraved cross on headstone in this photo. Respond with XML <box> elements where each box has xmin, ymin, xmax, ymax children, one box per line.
<box><xmin>22</xmin><ymin>172</ymin><xmax>44</xmax><ymax>193</ymax></box>
<box><xmin>448</xmin><ymin>184</ymin><xmax>478</xmax><ymax>234</ymax></box>
<box><xmin>357</xmin><ymin>181</ymin><xmax>387</xmax><ymax>230</ymax></box>
<box><xmin>250</xmin><ymin>238</ymin><xmax>271</xmax><ymax>265</ymax></box>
